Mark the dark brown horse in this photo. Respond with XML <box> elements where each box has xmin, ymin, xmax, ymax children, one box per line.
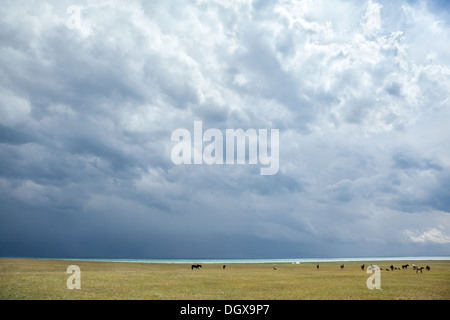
<box><xmin>191</xmin><ymin>264</ymin><xmax>202</xmax><ymax>270</ymax></box>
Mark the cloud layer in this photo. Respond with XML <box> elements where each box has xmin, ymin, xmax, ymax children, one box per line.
<box><xmin>1</xmin><ymin>0</ymin><xmax>449</xmax><ymax>258</ymax></box>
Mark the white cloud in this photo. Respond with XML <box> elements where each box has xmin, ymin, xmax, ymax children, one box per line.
<box><xmin>362</xmin><ymin>0</ymin><xmax>382</xmax><ymax>36</ymax></box>
<box><xmin>405</xmin><ymin>227</ymin><xmax>450</xmax><ymax>244</ymax></box>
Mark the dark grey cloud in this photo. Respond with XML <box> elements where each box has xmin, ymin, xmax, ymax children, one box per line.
<box><xmin>1</xmin><ymin>0</ymin><xmax>449</xmax><ymax>259</ymax></box>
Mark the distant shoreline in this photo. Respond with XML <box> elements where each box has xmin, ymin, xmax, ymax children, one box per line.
<box><xmin>2</xmin><ymin>256</ymin><xmax>449</xmax><ymax>264</ymax></box>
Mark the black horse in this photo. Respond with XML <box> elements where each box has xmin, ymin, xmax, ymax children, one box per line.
<box><xmin>191</xmin><ymin>264</ymin><xmax>202</xmax><ymax>270</ymax></box>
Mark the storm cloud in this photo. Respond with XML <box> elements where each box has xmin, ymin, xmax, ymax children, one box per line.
<box><xmin>1</xmin><ymin>0</ymin><xmax>449</xmax><ymax>259</ymax></box>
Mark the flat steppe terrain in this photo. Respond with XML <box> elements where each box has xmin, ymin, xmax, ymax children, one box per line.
<box><xmin>1</xmin><ymin>258</ymin><xmax>449</xmax><ymax>299</ymax></box>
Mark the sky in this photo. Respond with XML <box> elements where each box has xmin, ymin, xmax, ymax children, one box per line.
<box><xmin>1</xmin><ymin>0</ymin><xmax>449</xmax><ymax>259</ymax></box>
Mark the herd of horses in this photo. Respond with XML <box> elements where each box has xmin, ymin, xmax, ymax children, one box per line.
<box><xmin>192</xmin><ymin>263</ymin><xmax>432</xmax><ymax>273</ymax></box>
<box><xmin>358</xmin><ymin>263</ymin><xmax>431</xmax><ymax>273</ymax></box>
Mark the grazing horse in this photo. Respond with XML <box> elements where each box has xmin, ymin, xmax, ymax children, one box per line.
<box><xmin>416</xmin><ymin>267</ymin><xmax>424</xmax><ymax>273</ymax></box>
<box><xmin>402</xmin><ymin>264</ymin><xmax>409</xmax><ymax>270</ymax></box>
<box><xmin>361</xmin><ymin>264</ymin><xmax>365</xmax><ymax>271</ymax></box>
<box><xmin>191</xmin><ymin>264</ymin><xmax>202</xmax><ymax>270</ymax></box>
<box><xmin>426</xmin><ymin>265</ymin><xmax>430</xmax><ymax>271</ymax></box>
<box><xmin>340</xmin><ymin>264</ymin><xmax>344</xmax><ymax>270</ymax></box>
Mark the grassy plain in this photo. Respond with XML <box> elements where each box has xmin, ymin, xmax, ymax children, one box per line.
<box><xmin>0</xmin><ymin>258</ymin><xmax>449</xmax><ymax>300</ymax></box>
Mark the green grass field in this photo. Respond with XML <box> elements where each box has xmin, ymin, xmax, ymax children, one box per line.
<box><xmin>0</xmin><ymin>258</ymin><xmax>449</xmax><ymax>300</ymax></box>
